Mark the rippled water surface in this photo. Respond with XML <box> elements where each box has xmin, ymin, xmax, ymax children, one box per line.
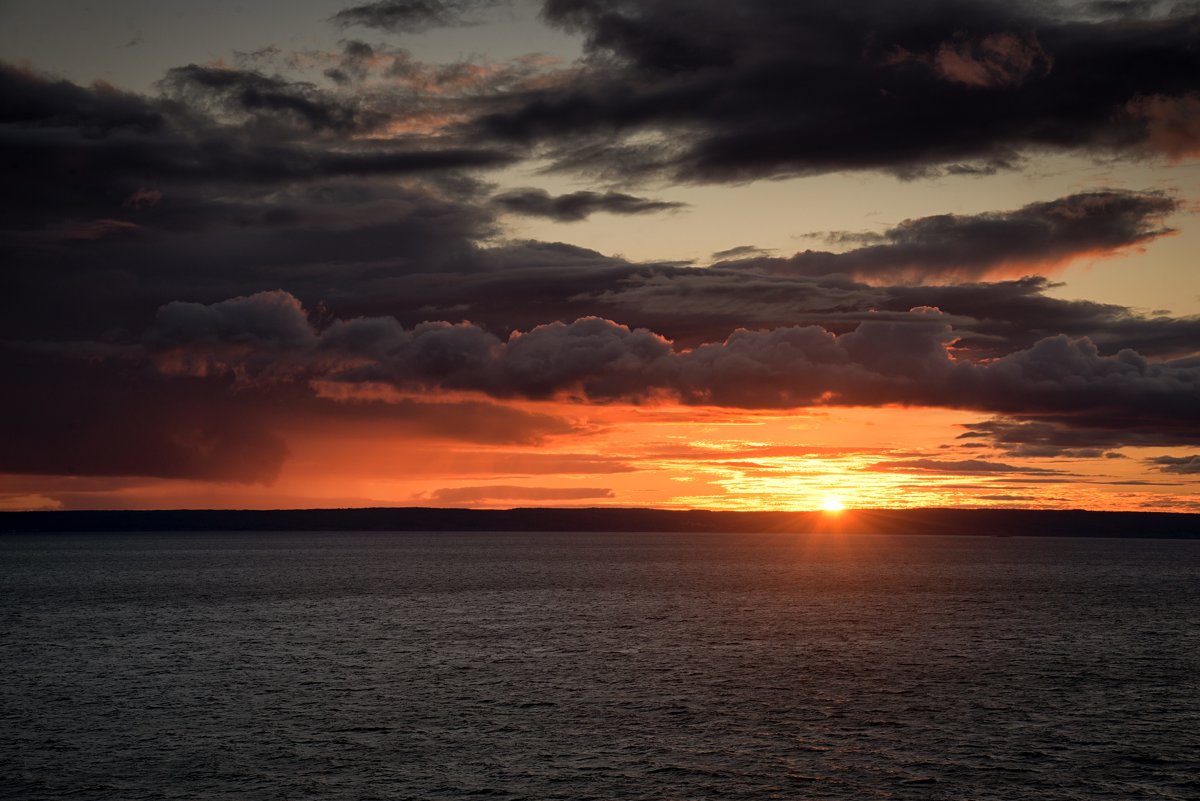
<box><xmin>3</xmin><ymin>531</ymin><xmax>1199</xmax><ymax>800</ymax></box>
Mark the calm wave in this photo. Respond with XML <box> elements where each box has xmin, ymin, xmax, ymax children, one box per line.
<box><xmin>3</xmin><ymin>532</ymin><xmax>1198</xmax><ymax>800</ymax></box>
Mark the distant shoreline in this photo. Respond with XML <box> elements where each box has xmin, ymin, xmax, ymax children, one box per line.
<box><xmin>2</xmin><ymin>507</ymin><xmax>1199</xmax><ymax>538</ymax></box>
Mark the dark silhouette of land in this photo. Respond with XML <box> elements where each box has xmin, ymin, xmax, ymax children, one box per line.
<box><xmin>2</xmin><ymin>507</ymin><xmax>1199</xmax><ymax>537</ymax></box>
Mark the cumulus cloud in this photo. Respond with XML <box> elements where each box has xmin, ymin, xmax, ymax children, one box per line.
<box><xmin>150</xmin><ymin>290</ymin><xmax>318</xmax><ymax>350</ymax></box>
<box><xmin>556</xmin><ymin>269</ymin><xmax>1200</xmax><ymax>359</ymax></box>
<box><xmin>493</xmin><ymin>188</ymin><xmax>685</xmax><ymax>221</ymax></box>
<box><xmin>143</xmin><ymin>292</ymin><xmax>1200</xmax><ymax>453</ymax></box>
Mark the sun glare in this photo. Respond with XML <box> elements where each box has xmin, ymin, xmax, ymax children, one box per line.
<box><xmin>821</xmin><ymin>496</ymin><xmax>846</xmax><ymax>513</ymax></box>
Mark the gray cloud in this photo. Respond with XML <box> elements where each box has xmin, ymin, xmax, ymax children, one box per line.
<box><xmin>493</xmin><ymin>188</ymin><xmax>685</xmax><ymax>221</ymax></box>
<box><xmin>1148</xmin><ymin>455</ymin><xmax>1200</xmax><ymax>474</ymax></box>
<box><xmin>0</xmin><ymin>340</ymin><xmax>585</xmax><ymax>483</ymax></box>
<box><xmin>866</xmin><ymin>459</ymin><xmax>1062</xmax><ymax>474</ymax></box>
<box><xmin>144</xmin><ymin>293</ymin><xmax>1200</xmax><ymax>453</ymax></box>
<box><xmin>159</xmin><ymin>64</ymin><xmax>383</xmax><ymax>134</ymax></box>
<box><xmin>958</xmin><ymin>416</ymin><xmax>1200</xmax><ymax>457</ymax></box>
<box><xmin>718</xmin><ymin>191</ymin><xmax>1177</xmax><ymax>281</ymax></box>
<box><xmin>0</xmin><ymin>346</ymin><xmax>290</xmax><ymax>484</ymax></box>
<box><xmin>332</xmin><ymin>0</ymin><xmax>501</xmax><ymax>33</ymax></box>
<box><xmin>4</xmin><ymin>23</ymin><xmax>1199</xmax><ymax>495</ymax></box>
<box><xmin>469</xmin><ymin>0</ymin><xmax>1200</xmax><ymax>182</ymax></box>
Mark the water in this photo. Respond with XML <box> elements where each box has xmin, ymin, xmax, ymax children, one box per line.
<box><xmin>2</xmin><ymin>531</ymin><xmax>1198</xmax><ymax>800</ymax></box>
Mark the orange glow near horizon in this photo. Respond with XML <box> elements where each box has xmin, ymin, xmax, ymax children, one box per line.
<box><xmin>4</xmin><ymin>398</ymin><xmax>1197</xmax><ymax>512</ymax></box>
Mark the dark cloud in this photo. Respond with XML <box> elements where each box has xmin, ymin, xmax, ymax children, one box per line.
<box><xmin>323</xmin><ymin>40</ymin><xmax>379</xmax><ymax>85</ymax></box>
<box><xmin>0</xmin><ymin>338</ymin><xmax>584</xmax><ymax>483</ymax></box>
<box><xmin>428</xmin><ymin>485</ymin><xmax>615</xmax><ymax>503</ymax></box>
<box><xmin>148</xmin><ymin>290</ymin><xmax>317</xmax><ymax>350</ymax></box>
<box><xmin>866</xmin><ymin>459</ymin><xmax>1062</xmax><ymax>474</ymax></box>
<box><xmin>0</xmin><ymin>347</ymin><xmax>289</xmax><ymax>484</ymax></box>
<box><xmin>0</xmin><ymin>62</ymin><xmax>165</xmax><ymax>134</ymax></box>
<box><xmin>959</xmin><ymin>416</ymin><xmax>1200</xmax><ymax>457</ymax></box>
<box><xmin>159</xmin><ymin>64</ymin><xmax>384</xmax><ymax>134</ymax></box>
<box><xmin>6</xmin><ymin>125</ymin><xmax>1193</xmax><ymax>373</ymax></box>
<box><xmin>710</xmin><ymin>245</ymin><xmax>772</xmax><ymax>260</ymax></box>
<box><xmin>143</xmin><ymin>293</ymin><xmax>1200</xmax><ymax>456</ymax></box>
<box><xmin>907</xmin><ymin>32</ymin><xmax>1054</xmax><ymax>89</ymax></box>
<box><xmin>550</xmin><ymin>267</ymin><xmax>1200</xmax><ymax>358</ymax></box>
<box><xmin>5</xmin><ymin>61</ymin><xmax>1192</xmax><ymax>364</ymax></box>
<box><xmin>1148</xmin><ymin>455</ymin><xmax>1200</xmax><ymax>474</ymax></box>
<box><xmin>493</xmin><ymin>188</ymin><xmax>685</xmax><ymax>221</ymax></box>
<box><xmin>0</xmin><ymin>60</ymin><xmax>517</xmax><ymax>342</ymax></box>
<box><xmin>1</xmin><ymin>179</ymin><xmax>498</xmax><ymax>342</ymax></box>
<box><xmin>716</xmin><ymin>191</ymin><xmax>1177</xmax><ymax>281</ymax></box>
<box><xmin>468</xmin><ymin>0</ymin><xmax>1200</xmax><ymax>181</ymax></box>
<box><xmin>879</xmin><ymin>277</ymin><xmax>1200</xmax><ymax>360</ymax></box>
<box><xmin>0</xmin><ymin>61</ymin><xmax>512</xmax><ymax>232</ymax></box>
<box><xmin>332</xmin><ymin>0</ymin><xmax>500</xmax><ymax>33</ymax></box>
<box><xmin>4</xmin><ymin>24</ymin><xmax>1198</xmax><ymax>497</ymax></box>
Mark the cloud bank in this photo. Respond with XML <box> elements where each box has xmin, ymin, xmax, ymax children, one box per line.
<box><xmin>143</xmin><ymin>292</ymin><xmax>1200</xmax><ymax>452</ymax></box>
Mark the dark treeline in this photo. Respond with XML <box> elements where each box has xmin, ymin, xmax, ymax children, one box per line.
<box><xmin>2</xmin><ymin>507</ymin><xmax>1199</xmax><ymax>537</ymax></box>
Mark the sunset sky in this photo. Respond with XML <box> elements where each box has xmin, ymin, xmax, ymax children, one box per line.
<box><xmin>2</xmin><ymin>0</ymin><xmax>1198</xmax><ymax>511</ymax></box>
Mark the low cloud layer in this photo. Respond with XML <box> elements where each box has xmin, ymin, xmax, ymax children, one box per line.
<box><xmin>428</xmin><ymin>485</ymin><xmax>615</xmax><ymax>503</ymax></box>
<box><xmin>1149</xmin><ymin>455</ymin><xmax>1200</xmax><ymax>474</ymax></box>
<box><xmin>958</xmin><ymin>416</ymin><xmax>1200</xmax><ymax>458</ymax></box>
<box><xmin>143</xmin><ymin>292</ymin><xmax>1200</xmax><ymax>453</ymax></box>
<box><xmin>866</xmin><ymin>459</ymin><xmax>1061</xmax><ymax>475</ymax></box>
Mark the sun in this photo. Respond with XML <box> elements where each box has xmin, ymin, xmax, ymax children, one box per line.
<box><xmin>820</xmin><ymin>496</ymin><xmax>846</xmax><ymax>513</ymax></box>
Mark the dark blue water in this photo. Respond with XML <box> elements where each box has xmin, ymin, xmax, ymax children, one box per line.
<box><xmin>2</xmin><ymin>532</ymin><xmax>1198</xmax><ymax>800</ymax></box>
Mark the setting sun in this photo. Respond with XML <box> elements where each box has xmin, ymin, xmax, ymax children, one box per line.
<box><xmin>821</xmin><ymin>496</ymin><xmax>847</xmax><ymax>513</ymax></box>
